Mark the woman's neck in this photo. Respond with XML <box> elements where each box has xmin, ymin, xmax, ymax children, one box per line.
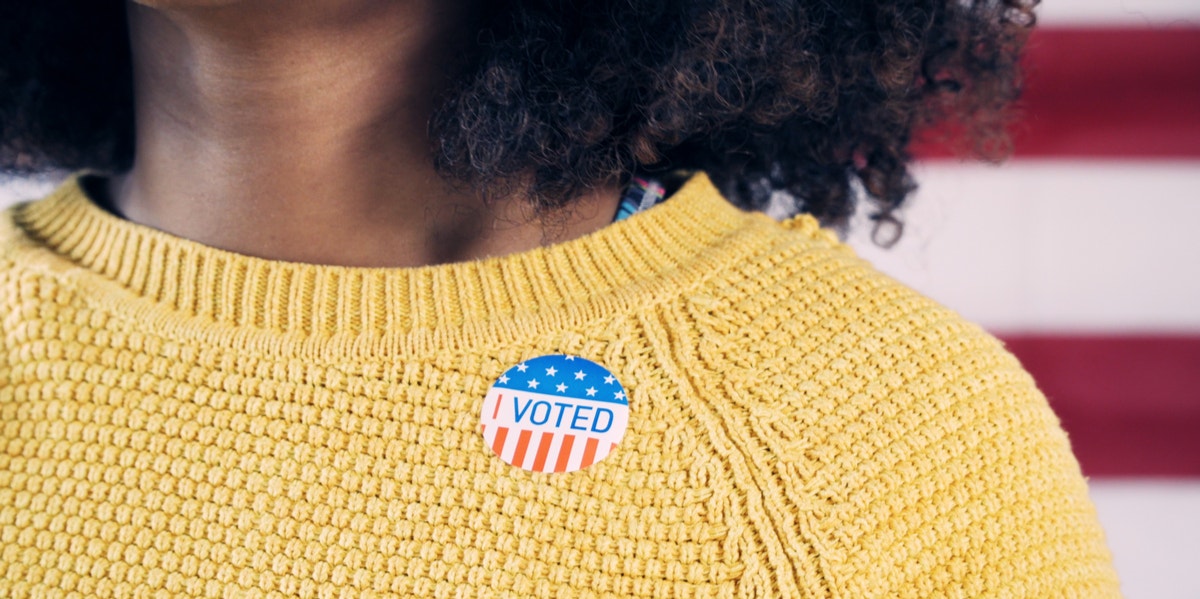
<box><xmin>111</xmin><ymin>0</ymin><xmax>621</xmax><ymax>267</ymax></box>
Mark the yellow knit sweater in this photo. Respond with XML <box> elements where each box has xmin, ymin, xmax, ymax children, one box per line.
<box><xmin>0</xmin><ymin>173</ymin><xmax>1119</xmax><ymax>598</ymax></box>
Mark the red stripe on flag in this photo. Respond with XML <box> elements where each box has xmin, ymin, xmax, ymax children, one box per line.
<box><xmin>491</xmin><ymin>426</ymin><xmax>509</xmax><ymax>457</ymax></box>
<box><xmin>580</xmin><ymin>437</ymin><xmax>600</xmax><ymax>470</ymax></box>
<box><xmin>532</xmin><ymin>431</ymin><xmax>555</xmax><ymax>472</ymax></box>
<box><xmin>916</xmin><ymin>28</ymin><xmax>1200</xmax><ymax>158</ymax></box>
<box><xmin>554</xmin><ymin>435</ymin><xmax>576</xmax><ymax>473</ymax></box>
<box><xmin>1000</xmin><ymin>335</ymin><xmax>1200</xmax><ymax>477</ymax></box>
<box><xmin>511</xmin><ymin>429</ymin><xmax>533</xmax><ymax>469</ymax></box>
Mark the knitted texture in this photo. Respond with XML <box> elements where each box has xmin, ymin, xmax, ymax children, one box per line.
<box><xmin>0</xmin><ymin>173</ymin><xmax>1119</xmax><ymax>597</ymax></box>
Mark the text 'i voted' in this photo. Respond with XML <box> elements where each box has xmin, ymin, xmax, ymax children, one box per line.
<box><xmin>480</xmin><ymin>355</ymin><xmax>629</xmax><ymax>473</ymax></box>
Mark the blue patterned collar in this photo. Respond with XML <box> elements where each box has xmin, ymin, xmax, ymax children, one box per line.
<box><xmin>613</xmin><ymin>176</ymin><xmax>667</xmax><ymax>222</ymax></box>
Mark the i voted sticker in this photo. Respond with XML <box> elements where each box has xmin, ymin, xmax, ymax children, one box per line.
<box><xmin>480</xmin><ymin>355</ymin><xmax>628</xmax><ymax>473</ymax></box>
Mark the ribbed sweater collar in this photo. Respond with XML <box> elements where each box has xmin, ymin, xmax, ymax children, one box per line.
<box><xmin>12</xmin><ymin>172</ymin><xmax>755</xmax><ymax>337</ymax></box>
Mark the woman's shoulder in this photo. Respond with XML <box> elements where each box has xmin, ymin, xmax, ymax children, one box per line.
<box><xmin>0</xmin><ymin>195</ymin><xmax>42</xmax><ymax>302</ymax></box>
<box><xmin>685</xmin><ymin>205</ymin><xmax>984</xmax><ymax>368</ymax></box>
<box><xmin>0</xmin><ymin>182</ymin><xmax>100</xmax><ymax>354</ymax></box>
<box><xmin>674</xmin><ymin>212</ymin><xmax>1120</xmax><ymax>596</ymax></box>
<box><xmin>1</xmin><ymin>184</ymin><xmax>71</xmax><ymax>283</ymax></box>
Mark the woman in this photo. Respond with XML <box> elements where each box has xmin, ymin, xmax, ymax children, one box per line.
<box><xmin>0</xmin><ymin>1</ymin><xmax>1119</xmax><ymax>596</ymax></box>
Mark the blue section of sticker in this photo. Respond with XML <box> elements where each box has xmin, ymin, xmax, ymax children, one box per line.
<box><xmin>492</xmin><ymin>354</ymin><xmax>627</xmax><ymax>405</ymax></box>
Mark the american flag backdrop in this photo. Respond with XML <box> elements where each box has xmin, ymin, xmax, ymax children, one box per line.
<box><xmin>0</xmin><ymin>2</ymin><xmax>1196</xmax><ymax>595</ymax></box>
<box><xmin>846</xmin><ymin>2</ymin><xmax>1200</xmax><ymax>597</ymax></box>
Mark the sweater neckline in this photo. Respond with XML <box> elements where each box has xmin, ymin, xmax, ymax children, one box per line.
<box><xmin>13</xmin><ymin>171</ymin><xmax>754</xmax><ymax>337</ymax></box>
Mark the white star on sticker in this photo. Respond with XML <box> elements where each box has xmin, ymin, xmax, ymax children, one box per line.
<box><xmin>564</xmin><ymin>356</ymin><xmax>576</xmax><ymax>361</ymax></box>
<box><xmin>614</xmin><ymin>390</ymin><xmax>625</xmax><ymax>400</ymax></box>
<box><xmin>527</xmin><ymin>379</ymin><xmax>539</xmax><ymax>389</ymax></box>
<box><xmin>556</xmin><ymin>383</ymin><xmax>568</xmax><ymax>393</ymax></box>
<box><xmin>516</xmin><ymin>363</ymin><xmax>528</xmax><ymax>372</ymax></box>
<box><xmin>604</xmin><ymin>375</ymin><xmax>615</xmax><ymax>385</ymax></box>
<box><xmin>545</xmin><ymin>366</ymin><xmax>558</xmax><ymax>377</ymax></box>
<box><xmin>574</xmin><ymin>370</ymin><xmax>586</xmax><ymax>380</ymax></box>
<box><xmin>498</xmin><ymin>375</ymin><xmax>509</xmax><ymax>384</ymax></box>
<box><xmin>585</xmin><ymin>387</ymin><xmax>597</xmax><ymax>397</ymax></box>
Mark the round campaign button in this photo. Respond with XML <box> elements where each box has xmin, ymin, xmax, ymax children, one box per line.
<box><xmin>480</xmin><ymin>355</ymin><xmax>628</xmax><ymax>473</ymax></box>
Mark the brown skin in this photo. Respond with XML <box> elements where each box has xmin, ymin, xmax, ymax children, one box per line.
<box><xmin>109</xmin><ymin>0</ymin><xmax>623</xmax><ymax>268</ymax></box>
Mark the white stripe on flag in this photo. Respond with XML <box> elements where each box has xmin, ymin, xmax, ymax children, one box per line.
<box><xmin>1090</xmin><ymin>480</ymin><xmax>1200</xmax><ymax>599</ymax></box>
<box><xmin>1036</xmin><ymin>0</ymin><xmax>1200</xmax><ymax>26</ymax></box>
<box><xmin>848</xmin><ymin>161</ymin><xmax>1200</xmax><ymax>334</ymax></box>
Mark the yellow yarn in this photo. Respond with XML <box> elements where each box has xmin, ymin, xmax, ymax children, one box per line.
<box><xmin>0</xmin><ymin>173</ymin><xmax>1119</xmax><ymax>597</ymax></box>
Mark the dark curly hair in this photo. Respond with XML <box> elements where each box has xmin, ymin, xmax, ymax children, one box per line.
<box><xmin>0</xmin><ymin>0</ymin><xmax>1036</xmax><ymax>241</ymax></box>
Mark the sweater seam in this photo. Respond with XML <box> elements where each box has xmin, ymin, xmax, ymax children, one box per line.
<box><xmin>638</xmin><ymin>305</ymin><xmax>839</xmax><ymax>598</ymax></box>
